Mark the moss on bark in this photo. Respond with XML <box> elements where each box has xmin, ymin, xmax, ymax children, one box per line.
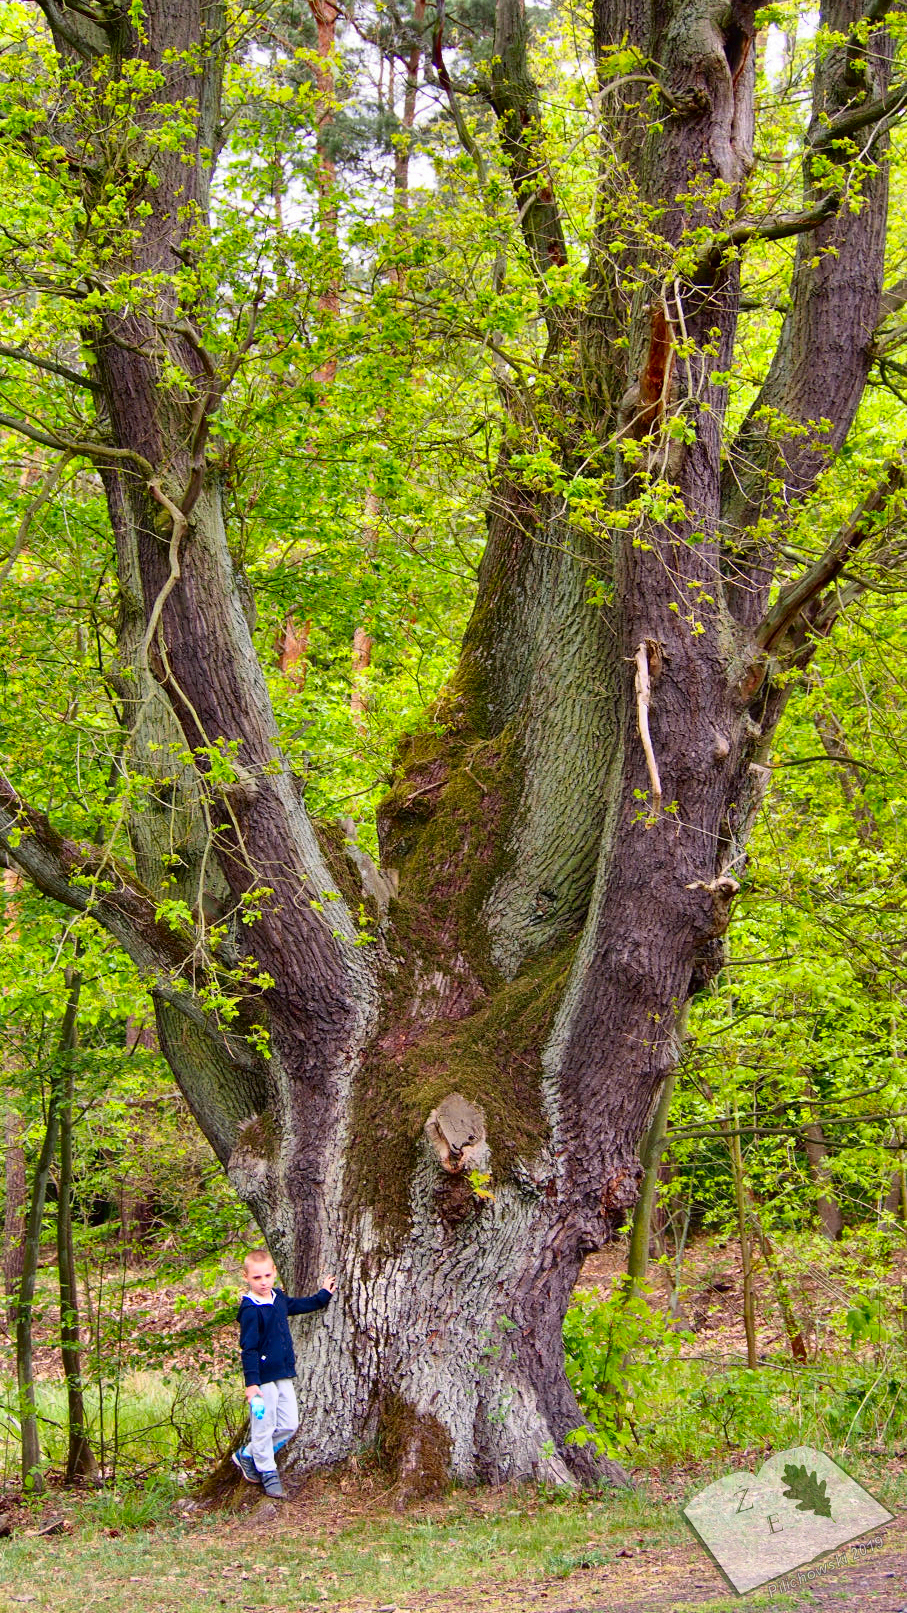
<box><xmin>314</xmin><ymin>818</ymin><xmax>380</xmax><ymax>923</ymax></box>
<box><xmin>235</xmin><ymin>1110</ymin><xmax>278</xmax><ymax>1161</ymax></box>
<box><xmin>378</xmin><ymin>1393</ymin><xmax>453</xmax><ymax>1505</ymax></box>
<box><xmin>377</xmin><ymin>715</ymin><xmax>525</xmax><ymax>975</ymax></box>
<box><xmin>346</xmin><ymin>936</ymin><xmax>576</xmax><ymax>1236</ymax></box>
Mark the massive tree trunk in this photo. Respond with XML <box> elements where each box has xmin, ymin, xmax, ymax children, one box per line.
<box><xmin>0</xmin><ymin>0</ymin><xmax>899</xmax><ymax>1489</ymax></box>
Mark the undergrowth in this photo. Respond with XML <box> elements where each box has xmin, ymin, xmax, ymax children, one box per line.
<box><xmin>0</xmin><ymin>1373</ymin><xmax>242</xmax><ymax>1487</ymax></box>
<box><xmin>564</xmin><ymin>1229</ymin><xmax>907</xmax><ymax>1478</ymax></box>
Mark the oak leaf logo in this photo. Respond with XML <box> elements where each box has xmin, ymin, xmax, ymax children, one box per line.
<box><xmin>781</xmin><ymin>1463</ymin><xmax>833</xmax><ymax>1519</ymax></box>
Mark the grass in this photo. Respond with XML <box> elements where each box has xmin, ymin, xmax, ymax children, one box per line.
<box><xmin>3</xmin><ymin>1232</ymin><xmax>907</xmax><ymax>1609</ymax></box>
<box><xmin>0</xmin><ymin>1483</ymin><xmax>699</xmax><ymax>1613</ymax></box>
<box><xmin>1</xmin><ymin>1356</ymin><xmax>906</xmax><ymax>1613</ymax></box>
<box><xmin>0</xmin><ymin>1465</ymin><xmax>899</xmax><ymax>1613</ymax></box>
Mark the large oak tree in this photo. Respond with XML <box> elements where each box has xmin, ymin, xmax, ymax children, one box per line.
<box><xmin>1</xmin><ymin>0</ymin><xmax>905</xmax><ymax>1489</ymax></box>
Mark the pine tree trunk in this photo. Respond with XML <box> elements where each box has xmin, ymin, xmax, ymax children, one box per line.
<box><xmin>393</xmin><ymin>0</ymin><xmax>426</xmax><ymax>204</ymax></box>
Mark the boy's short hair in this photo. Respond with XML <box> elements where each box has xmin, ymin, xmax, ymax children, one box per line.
<box><xmin>243</xmin><ymin>1247</ymin><xmax>273</xmax><ymax>1272</ymax></box>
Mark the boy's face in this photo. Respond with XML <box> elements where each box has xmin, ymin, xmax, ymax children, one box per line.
<box><xmin>245</xmin><ymin>1259</ymin><xmax>275</xmax><ymax>1297</ymax></box>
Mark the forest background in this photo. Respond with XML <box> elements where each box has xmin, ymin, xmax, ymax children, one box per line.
<box><xmin>1</xmin><ymin>0</ymin><xmax>907</xmax><ymax>1596</ymax></box>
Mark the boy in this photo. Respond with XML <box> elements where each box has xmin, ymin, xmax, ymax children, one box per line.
<box><xmin>232</xmin><ymin>1247</ymin><xmax>336</xmax><ymax>1499</ymax></box>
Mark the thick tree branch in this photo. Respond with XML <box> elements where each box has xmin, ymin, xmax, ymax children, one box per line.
<box><xmin>724</xmin><ymin>194</ymin><xmax>839</xmax><ymax>249</ymax></box>
<box><xmin>0</xmin><ymin>344</ymin><xmax>101</xmax><ymax>392</ymax></box>
<box><xmin>694</xmin><ymin>195</ymin><xmax>839</xmax><ymax>282</ymax></box>
<box><xmin>0</xmin><ymin>771</ymin><xmax>257</xmax><ymax>1063</ymax></box>
<box><xmin>35</xmin><ymin>0</ymin><xmax>110</xmax><ymax>58</ymax></box>
<box><xmin>807</xmin><ymin>532</ymin><xmax>907</xmax><ymax>635</ymax></box>
<box><xmin>755</xmin><ymin>453</ymin><xmax>905</xmax><ymax>654</ymax></box>
<box><xmin>0</xmin><ymin>411</ymin><xmax>152</xmax><ymax>475</ymax></box>
<box><xmin>0</xmin><ymin>773</ymin><xmax>184</xmax><ymax>965</ymax></box>
<box><xmin>809</xmin><ymin>78</ymin><xmax>907</xmax><ymax>148</ymax></box>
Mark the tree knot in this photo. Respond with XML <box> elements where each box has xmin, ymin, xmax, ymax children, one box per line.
<box><xmin>424</xmin><ymin>1092</ymin><xmax>488</xmax><ymax>1174</ymax></box>
<box><xmin>227</xmin><ymin>1112</ymin><xmax>277</xmax><ymax>1202</ymax></box>
<box><xmin>686</xmin><ymin>871</ymin><xmax>741</xmax><ymax>947</ymax></box>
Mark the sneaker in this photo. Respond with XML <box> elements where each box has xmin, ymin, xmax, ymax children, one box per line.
<box><xmin>260</xmin><ymin>1470</ymin><xmax>285</xmax><ymax>1499</ymax></box>
<box><xmin>231</xmin><ymin>1449</ymin><xmax>260</xmax><ymax>1485</ymax></box>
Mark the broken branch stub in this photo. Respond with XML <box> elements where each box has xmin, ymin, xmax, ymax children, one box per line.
<box><xmin>634</xmin><ymin>640</ymin><xmax>663</xmax><ymax>815</ymax></box>
<box><xmin>424</xmin><ymin>1093</ymin><xmax>489</xmax><ymax>1175</ymax></box>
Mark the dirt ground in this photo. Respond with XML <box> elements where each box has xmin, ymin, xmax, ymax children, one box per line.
<box><xmin>387</xmin><ymin>1524</ymin><xmax>907</xmax><ymax>1613</ymax></box>
<box><xmin>201</xmin><ymin>1478</ymin><xmax>907</xmax><ymax>1613</ymax></box>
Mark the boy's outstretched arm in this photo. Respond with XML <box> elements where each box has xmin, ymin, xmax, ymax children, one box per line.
<box><xmin>286</xmin><ymin>1273</ymin><xmax>336</xmax><ymax>1315</ymax></box>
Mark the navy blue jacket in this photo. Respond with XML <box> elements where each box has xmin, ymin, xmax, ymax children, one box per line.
<box><xmin>238</xmin><ymin>1287</ymin><xmax>331</xmax><ymax>1386</ymax></box>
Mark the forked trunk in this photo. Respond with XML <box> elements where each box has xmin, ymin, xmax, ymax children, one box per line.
<box><xmin>3</xmin><ymin>0</ymin><xmax>894</xmax><ymax>1493</ymax></box>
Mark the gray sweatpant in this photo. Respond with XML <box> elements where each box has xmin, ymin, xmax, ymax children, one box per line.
<box><xmin>245</xmin><ymin>1378</ymin><xmax>299</xmax><ymax>1472</ymax></box>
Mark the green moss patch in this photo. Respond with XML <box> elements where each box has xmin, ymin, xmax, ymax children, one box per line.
<box><xmin>377</xmin><ymin>718</ymin><xmax>525</xmax><ymax>981</ymax></box>
<box><xmin>349</xmin><ymin>690</ymin><xmax>578</xmax><ymax>1237</ymax></box>
<box><xmin>378</xmin><ymin>1392</ymin><xmax>453</xmax><ymax>1503</ymax></box>
<box><xmin>346</xmin><ymin>937</ymin><xmax>577</xmax><ymax>1237</ymax></box>
<box><xmin>234</xmin><ymin>1110</ymin><xmax>278</xmax><ymax>1161</ymax></box>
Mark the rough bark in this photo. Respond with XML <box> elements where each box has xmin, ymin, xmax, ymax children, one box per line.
<box><xmin>0</xmin><ymin>0</ymin><xmax>901</xmax><ymax>1493</ymax></box>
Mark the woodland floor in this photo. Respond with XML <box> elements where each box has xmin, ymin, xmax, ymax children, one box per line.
<box><xmin>0</xmin><ymin>1464</ymin><xmax>904</xmax><ymax>1613</ymax></box>
<box><xmin>3</xmin><ymin>1236</ymin><xmax>907</xmax><ymax>1612</ymax></box>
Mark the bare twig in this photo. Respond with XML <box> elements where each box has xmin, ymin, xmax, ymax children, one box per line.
<box><xmin>0</xmin><ymin>454</ymin><xmax>71</xmax><ymax>598</ymax></box>
<box><xmin>0</xmin><ymin>344</ymin><xmax>101</xmax><ymax>392</ymax></box>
